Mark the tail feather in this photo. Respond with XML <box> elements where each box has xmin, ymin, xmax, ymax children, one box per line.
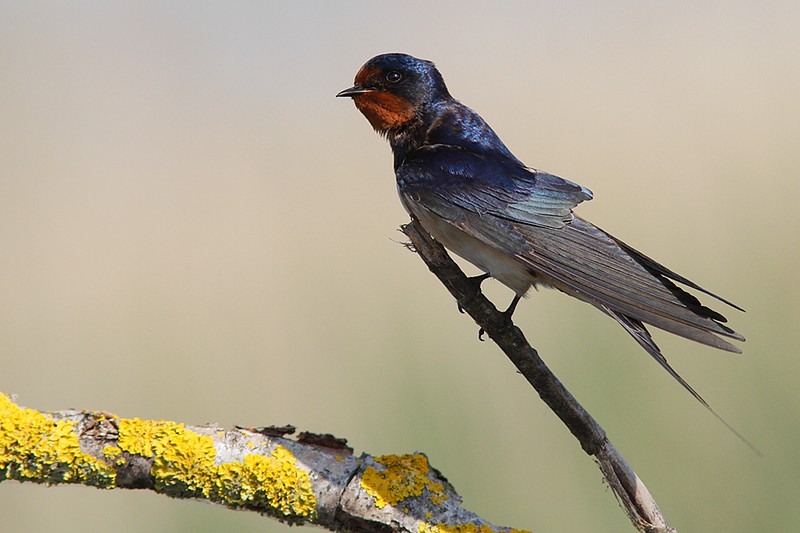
<box><xmin>612</xmin><ymin>237</ymin><xmax>746</xmax><ymax>313</ymax></box>
<box><xmin>516</xmin><ymin>216</ymin><xmax>745</xmax><ymax>350</ymax></box>
<box><xmin>604</xmin><ymin>306</ymin><xmax>760</xmax><ymax>455</ymax></box>
<box><xmin>603</xmin><ymin>306</ymin><xmax>709</xmax><ymax>407</ymax></box>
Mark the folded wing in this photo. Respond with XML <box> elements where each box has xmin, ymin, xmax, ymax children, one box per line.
<box><xmin>398</xmin><ymin>145</ymin><xmax>744</xmax><ymax>403</ymax></box>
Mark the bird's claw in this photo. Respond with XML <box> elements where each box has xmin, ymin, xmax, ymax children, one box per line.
<box><xmin>457</xmin><ymin>273</ymin><xmax>491</xmax><ymax>314</ymax></box>
<box><xmin>503</xmin><ymin>295</ymin><xmax>521</xmax><ymax>321</ymax></box>
<box><xmin>468</xmin><ymin>273</ymin><xmax>491</xmax><ymax>291</ymax></box>
<box><xmin>457</xmin><ymin>274</ymin><xmax>520</xmax><ymax>341</ymax></box>
<box><xmin>477</xmin><ymin>295</ymin><xmax>521</xmax><ymax>341</ymax></box>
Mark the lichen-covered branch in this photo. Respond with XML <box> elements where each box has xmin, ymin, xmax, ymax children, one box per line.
<box><xmin>401</xmin><ymin>219</ymin><xmax>676</xmax><ymax>533</ymax></box>
<box><xmin>0</xmin><ymin>393</ymin><xmax>528</xmax><ymax>533</ymax></box>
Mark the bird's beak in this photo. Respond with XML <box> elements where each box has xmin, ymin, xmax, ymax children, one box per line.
<box><xmin>336</xmin><ymin>86</ymin><xmax>376</xmax><ymax>98</ymax></box>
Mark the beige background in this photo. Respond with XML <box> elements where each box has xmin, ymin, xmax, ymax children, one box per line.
<box><xmin>1</xmin><ymin>1</ymin><xmax>798</xmax><ymax>532</ymax></box>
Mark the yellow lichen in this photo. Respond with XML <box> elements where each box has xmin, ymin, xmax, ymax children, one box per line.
<box><xmin>361</xmin><ymin>453</ymin><xmax>447</xmax><ymax>508</ymax></box>
<box><xmin>427</xmin><ymin>478</ymin><xmax>447</xmax><ymax>504</ymax></box>
<box><xmin>102</xmin><ymin>445</ymin><xmax>122</xmax><ymax>458</ymax></box>
<box><xmin>116</xmin><ymin>416</ymin><xmax>316</xmax><ymax>519</ymax></box>
<box><xmin>215</xmin><ymin>446</ymin><xmax>316</xmax><ymax>518</ymax></box>
<box><xmin>0</xmin><ymin>393</ymin><xmax>116</xmax><ymax>487</ymax></box>
<box><xmin>419</xmin><ymin>522</ymin><xmax>532</xmax><ymax>533</ymax></box>
<box><xmin>117</xmin><ymin>418</ymin><xmax>185</xmax><ymax>458</ymax></box>
<box><xmin>0</xmin><ymin>394</ymin><xmax>316</xmax><ymax>521</ymax></box>
<box><xmin>151</xmin><ymin>423</ymin><xmax>217</xmax><ymax>496</ymax></box>
<box><xmin>102</xmin><ymin>446</ymin><xmax>126</xmax><ymax>466</ymax></box>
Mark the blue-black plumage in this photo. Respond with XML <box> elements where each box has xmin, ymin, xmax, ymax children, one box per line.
<box><xmin>337</xmin><ymin>52</ymin><xmax>745</xmax><ymax>411</ymax></box>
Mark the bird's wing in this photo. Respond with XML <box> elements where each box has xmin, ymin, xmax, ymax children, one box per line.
<box><xmin>397</xmin><ymin>145</ymin><xmax>744</xmax><ymax>354</ymax></box>
<box><xmin>398</xmin><ymin>144</ymin><xmax>593</xmax><ymax>230</ymax></box>
<box><xmin>523</xmin><ymin>215</ymin><xmax>744</xmax><ymax>347</ymax></box>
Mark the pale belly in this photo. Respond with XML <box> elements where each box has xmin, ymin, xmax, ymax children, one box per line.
<box><xmin>400</xmin><ymin>192</ymin><xmax>535</xmax><ymax>296</ymax></box>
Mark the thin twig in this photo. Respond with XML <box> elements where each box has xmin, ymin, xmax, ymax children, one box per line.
<box><xmin>401</xmin><ymin>218</ymin><xmax>675</xmax><ymax>533</ymax></box>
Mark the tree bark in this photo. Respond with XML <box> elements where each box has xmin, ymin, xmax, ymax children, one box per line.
<box><xmin>0</xmin><ymin>392</ymin><xmax>525</xmax><ymax>533</ymax></box>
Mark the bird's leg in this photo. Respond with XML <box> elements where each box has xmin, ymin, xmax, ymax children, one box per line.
<box><xmin>455</xmin><ymin>273</ymin><xmax>522</xmax><ymax>340</ymax></box>
<box><xmin>503</xmin><ymin>294</ymin><xmax>522</xmax><ymax>318</ymax></box>
<box><xmin>457</xmin><ymin>273</ymin><xmax>491</xmax><ymax>313</ymax></box>
<box><xmin>478</xmin><ymin>295</ymin><xmax>522</xmax><ymax>341</ymax></box>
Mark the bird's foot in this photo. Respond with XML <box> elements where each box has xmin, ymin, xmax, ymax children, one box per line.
<box><xmin>457</xmin><ymin>273</ymin><xmax>491</xmax><ymax>314</ymax></box>
<box><xmin>478</xmin><ymin>295</ymin><xmax>521</xmax><ymax>341</ymax></box>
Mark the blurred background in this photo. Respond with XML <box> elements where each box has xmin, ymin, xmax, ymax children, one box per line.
<box><xmin>1</xmin><ymin>1</ymin><xmax>798</xmax><ymax>531</ymax></box>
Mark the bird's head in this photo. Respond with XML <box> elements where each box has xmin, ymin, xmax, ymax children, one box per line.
<box><xmin>337</xmin><ymin>53</ymin><xmax>451</xmax><ymax>134</ymax></box>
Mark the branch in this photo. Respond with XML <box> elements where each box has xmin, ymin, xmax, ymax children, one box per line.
<box><xmin>0</xmin><ymin>392</ymin><xmax>528</xmax><ymax>533</ymax></box>
<box><xmin>401</xmin><ymin>218</ymin><xmax>675</xmax><ymax>533</ymax></box>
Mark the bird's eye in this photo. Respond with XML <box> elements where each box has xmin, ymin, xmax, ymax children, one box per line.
<box><xmin>386</xmin><ymin>71</ymin><xmax>402</xmax><ymax>83</ymax></box>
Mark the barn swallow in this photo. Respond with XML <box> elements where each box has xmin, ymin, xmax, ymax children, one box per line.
<box><xmin>337</xmin><ymin>53</ymin><xmax>745</xmax><ymax>409</ymax></box>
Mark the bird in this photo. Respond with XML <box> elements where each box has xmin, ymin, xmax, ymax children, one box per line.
<box><xmin>336</xmin><ymin>53</ymin><xmax>745</xmax><ymax>412</ymax></box>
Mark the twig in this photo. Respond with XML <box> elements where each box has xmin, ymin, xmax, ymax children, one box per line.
<box><xmin>401</xmin><ymin>218</ymin><xmax>675</xmax><ymax>533</ymax></box>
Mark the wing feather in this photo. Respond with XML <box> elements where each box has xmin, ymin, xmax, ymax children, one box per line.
<box><xmin>397</xmin><ymin>145</ymin><xmax>744</xmax><ymax>354</ymax></box>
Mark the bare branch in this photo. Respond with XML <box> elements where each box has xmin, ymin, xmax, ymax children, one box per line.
<box><xmin>401</xmin><ymin>218</ymin><xmax>675</xmax><ymax>533</ymax></box>
<box><xmin>0</xmin><ymin>393</ymin><xmax>528</xmax><ymax>533</ymax></box>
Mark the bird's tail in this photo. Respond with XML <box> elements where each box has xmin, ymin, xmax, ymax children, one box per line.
<box><xmin>602</xmin><ymin>306</ymin><xmax>708</xmax><ymax>406</ymax></box>
<box><xmin>602</xmin><ymin>305</ymin><xmax>761</xmax><ymax>455</ymax></box>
